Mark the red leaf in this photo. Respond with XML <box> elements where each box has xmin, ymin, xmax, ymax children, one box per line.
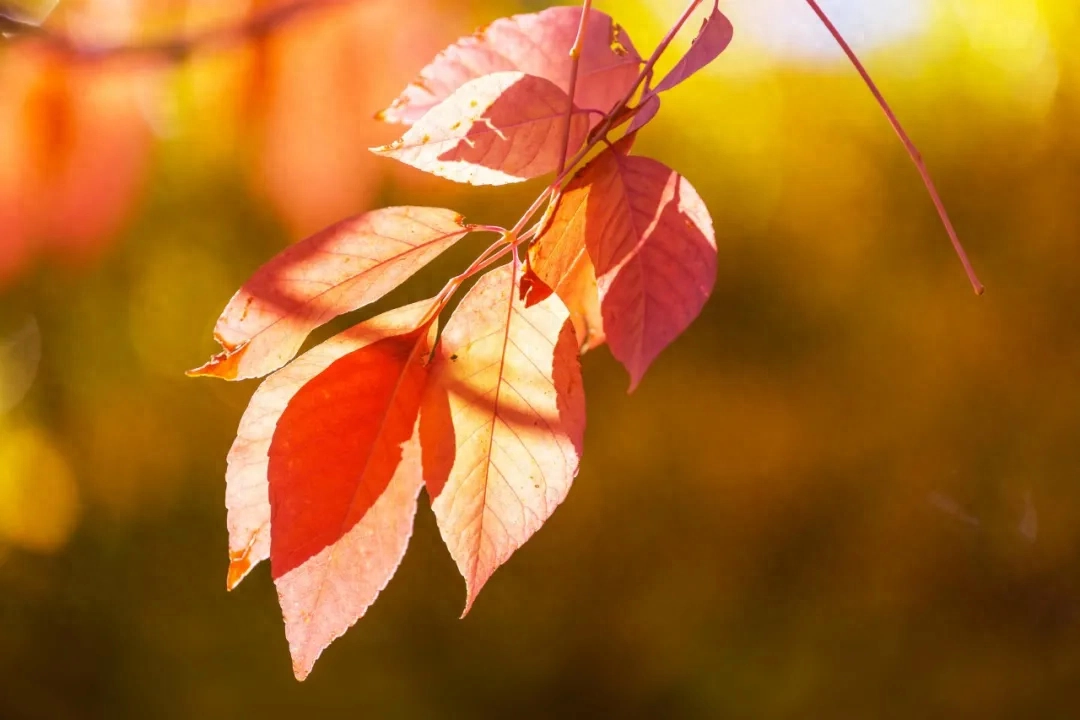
<box><xmin>372</xmin><ymin>72</ymin><xmax>589</xmax><ymax>186</ymax></box>
<box><xmin>270</xmin><ymin>301</ymin><xmax>436</xmax><ymax>680</ymax></box>
<box><xmin>528</xmin><ymin>187</ymin><xmax>607</xmax><ymax>352</ymax></box>
<box><xmin>423</xmin><ymin>262</ymin><xmax>585</xmax><ymax>614</ymax></box>
<box><xmin>223</xmin><ymin>300</ymin><xmax>435</xmax><ymax>592</ymax></box>
<box><xmin>189</xmin><ymin>207</ymin><xmax>468</xmax><ymax>381</ymax></box>
<box><xmin>276</xmin><ymin>427</ymin><xmax>423</xmax><ymax>681</ymax></box>
<box><xmin>578</xmin><ymin>139</ymin><xmax>717</xmax><ymax>390</ymax></box>
<box><xmin>651</xmin><ymin>1</ymin><xmax>733</xmax><ymax>95</ymax></box>
<box><xmin>377</xmin><ymin>6</ymin><xmax>641</xmax><ymax>127</ymax></box>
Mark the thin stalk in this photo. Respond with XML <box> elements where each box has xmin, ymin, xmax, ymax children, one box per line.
<box><xmin>556</xmin><ymin>0</ymin><xmax>592</xmax><ymax>176</ymax></box>
<box><xmin>804</xmin><ymin>0</ymin><xmax>984</xmax><ymax>294</ymax></box>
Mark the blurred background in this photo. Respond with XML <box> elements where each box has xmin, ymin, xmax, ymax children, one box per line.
<box><xmin>1</xmin><ymin>0</ymin><xmax>1079</xmax><ymax>716</ymax></box>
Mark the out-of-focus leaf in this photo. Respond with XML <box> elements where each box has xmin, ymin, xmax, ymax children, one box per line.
<box><xmin>373</xmin><ymin>72</ymin><xmax>590</xmax><ymax>186</ymax></box>
<box><xmin>0</xmin><ymin>48</ymin><xmax>152</xmax><ymax>288</ymax></box>
<box><xmin>378</xmin><ymin>6</ymin><xmax>641</xmax><ymax>127</ymax></box>
<box><xmin>190</xmin><ymin>207</ymin><xmax>468</xmax><ymax>382</ymax></box>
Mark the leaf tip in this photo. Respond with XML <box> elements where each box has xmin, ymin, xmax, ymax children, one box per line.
<box><xmin>187</xmin><ymin>344</ymin><xmax>248</xmax><ymax>381</ymax></box>
<box><xmin>226</xmin><ymin>553</ymin><xmax>253</xmax><ymax>591</ymax></box>
<box><xmin>292</xmin><ymin>661</ymin><xmax>313</xmax><ymax>682</ymax></box>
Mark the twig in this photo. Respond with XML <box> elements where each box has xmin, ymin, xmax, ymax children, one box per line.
<box><xmin>804</xmin><ymin>0</ymin><xmax>984</xmax><ymax>294</ymax></box>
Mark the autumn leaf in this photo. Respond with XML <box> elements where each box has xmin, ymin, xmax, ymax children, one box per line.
<box><xmin>373</xmin><ymin>72</ymin><xmax>590</xmax><ymax>186</ymax></box>
<box><xmin>269</xmin><ymin>313</ymin><xmax>435</xmax><ymax>680</ymax></box>
<box><xmin>650</xmin><ymin>1</ymin><xmax>733</xmax><ymax>95</ymax></box>
<box><xmin>527</xmin><ymin>188</ymin><xmax>606</xmax><ymax>352</ymax></box>
<box><xmin>223</xmin><ymin>300</ymin><xmax>436</xmax><ymax>592</ymax></box>
<box><xmin>576</xmin><ymin>139</ymin><xmax>716</xmax><ymax>391</ymax></box>
<box><xmin>246</xmin><ymin>0</ymin><xmax>448</xmax><ymax>236</ymax></box>
<box><xmin>377</xmin><ymin>6</ymin><xmax>641</xmax><ymax>127</ymax></box>
<box><xmin>190</xmin><ymin>207</ymin><xmax>469</xmax><ymax>381</ymax></box>
<box><xmin>222</xmin><ymin>299</ymin><xmax>436</xmax><ymax>680</ymax></box>
<box><xmin>0</xmin><ymin>46</ymin><xmax>152</xmax><ymax>289</ymax></box>
<box><xmin>422</xmin><ymin>262</ymin><xmax>585</xmax><ymax>614</ymax></box>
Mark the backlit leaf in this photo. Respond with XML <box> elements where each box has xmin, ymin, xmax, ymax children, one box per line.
<box><xmin>578</xmin><ymin>139</ymin><xmax>717</xmax><ymax>390</ymax></box>
<box><xmin>269</xmin><ymin>307</ymin><xmax>435</xmax><ymax>680</ymax></box>
<box><xmin>377</xmin><ymin>6</ymin><xmax>641</xmax><ymax>127</ymax></box>
<box><xmin>423</xmin><ymin>262</ymin><xmax>585</xmax><ymax>614</ymax></box>
<box><xmin>223</xmin><ymin>300</ymin><xmax>434</xmax><ymax>592</ymax></box>
<box><xmin>190</xmin><ymin>207</ymin><xmax>468</xmax><ymax>381</ymax></box>
<box><xmin>372</xmin><ymin>72</ymin><xmax>589</xmax><ymax>186</ymax></box>
<box><xmin>626</xmin><ymin>94</ymin><xmax>661</xmax><ymax>136</ymax></box>
<box><xmin>527</xmin><ymin>188</ymin><xmax>606</xmax><ymax>352</ymax></box>
<box><xmin>651</xmin><ymin>1</ymin><xmax>733</xmax><ymax>95</ymax></box>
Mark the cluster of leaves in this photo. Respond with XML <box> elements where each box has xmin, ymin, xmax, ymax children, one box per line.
<box><xmin>192</xmin><ymin>1</ymin><xmax>733</xmax><ymax>680</ymax></box>
<box><xmin>193</xmin><ymin>0</ymin><xmax>982</xmax><ymax>681</ymax></box>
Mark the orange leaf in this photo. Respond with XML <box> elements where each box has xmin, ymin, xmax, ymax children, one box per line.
<box><xmin>423</xmin><ymin>262</ymin><xmax>585</xmax><ymax>614</ymax></box>
<box><xmin>577</xmin><ymin>139</ymin><xmax>716</xmax><ymax>390</ymax></box>
<box><xmin>528</xmin><ymin>181</ymin><xmax>608</xmax><ymax>353</ymax></box>
<box><xmin>372</xmin><ymin>72</ymin><xmax>589</xmax><ymax>186</ymax></box>
<box><xmin>190</xmin><ymin>207</ymin><xmax>468</xmax><ymax>381</ymax></box>
<box><xmin>223</xmin><ymin>300</ymin><xmax>434</xmax><ymax>592</ymax></box>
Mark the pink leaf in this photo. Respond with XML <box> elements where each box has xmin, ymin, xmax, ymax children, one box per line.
<box><xmin>222</xmin><ymin>300</ymin><xmax>435</xmax><ymax>592</ymax></box>
<box><xmin>377</xmin><ymin>6</ymin><xmax>641</xmax><ymax>127</ymax></box>
<box><xmin>189</xmin><ymin>207</ymin><xmax>468</xmax><ymax>381</ymax></box>
<box><xmin>580</xmin><ymin>139</ymin><xmax>717</xmax><ymax>390</ymax></box>
<box><xmin>626</xmin><ymin>94</ymin><xmax>661</xmax><ymax>136</ymax></box>
<box><xmin>422</xmin><ymin>262</ymin><xmax>586</xmax><ymax>614</ymax></box>
<box><xmin>651</xmin><ymin>1</ymin><xmax>733</xmax><ymax>95</ymax></box>
<box><xmin>372</xmin><ymin>72</ymin><xmax>589</xmax><ymax>186</ymax></box>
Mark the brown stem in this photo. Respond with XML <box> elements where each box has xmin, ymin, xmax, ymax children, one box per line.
<box><xmin>804</xmin><ymin>0</ymin><xmax>984</xmax><ymax>295</ymax></box>
<box><xmin>2</xmin><ymin>0</ymin><xmax>358</xmax><ymax>63</ymax></box>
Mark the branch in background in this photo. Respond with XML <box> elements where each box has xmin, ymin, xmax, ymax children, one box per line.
<box><xmin>0</xmin><ymin>0</ymin><xmax>357</xmax><ymax>62</ymax></box>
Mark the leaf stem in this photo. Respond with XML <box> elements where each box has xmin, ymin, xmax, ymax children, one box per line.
<box><xmin>558</xmin><ymin>0</ymin><xmax>704</xmax><ymax>179</ymax></box>
<box><xmin>556</xmin><ymin>0</ymin><xmax>592</xmax><ymax>177</ymax></box>
<box><xmin>804</xmin><ymin>0</ymin><xmax>984</xmax><ymax>294</ymax></box>
<box><xmin>505</xmin><ymin>0</ymin><xmax>706</xmax><ymax>258</ymax></box>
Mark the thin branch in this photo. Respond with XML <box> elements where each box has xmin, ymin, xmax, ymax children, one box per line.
<box><xmin>510</xmin><ymin>0</ymin><xmax>705</xmax><ymax>241</ymax></box>
<box><xmin>556</xmin><ymin>0</ymin><xmax>592</xmax><ymax>176</ymax></box>
<box><xmin>1</xmin><ymin>0</ymin><xmax>357</xmax><ymax>63</ymax></box>
<box><xmin>804</xmin><ymin>0</ymin><xmax>984</xmax><ymax>295</ymax></box>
